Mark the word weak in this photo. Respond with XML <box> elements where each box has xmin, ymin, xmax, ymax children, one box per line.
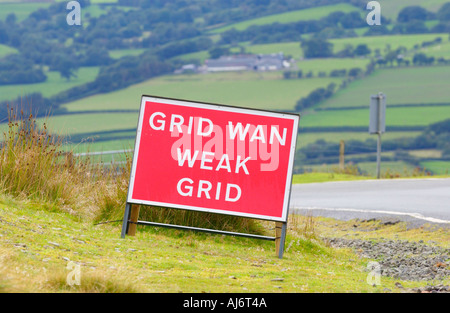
<box><xmin>175</xmin><ymin>148</ymin><xmax>248</xmax><ymax>202</ymax></box>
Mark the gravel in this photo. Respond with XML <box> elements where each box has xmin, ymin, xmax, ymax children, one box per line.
<box><xmin>326</xmin><ymin>237</ymin><xmax>449</xmax><ymax>292</ymax></box>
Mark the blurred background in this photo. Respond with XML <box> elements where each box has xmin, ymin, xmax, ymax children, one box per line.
<box><xmin>0</xmin><ymin>0</ymin><xmax>449</xmax><ymax>177</ymax></box>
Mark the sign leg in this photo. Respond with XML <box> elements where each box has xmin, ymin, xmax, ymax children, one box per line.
<box><xmin>275</xmin><ymin>222</ymin><xmax>287</xmax><ymax>259</ymax></box>
<box><xmin>127</xmin><ymin>205</ymin><xmax>140</xmax><ymax>236</ymax></box>
<box><xmin>121</xmin><ymin>203</ymin><xmax>131</xmax><ymax>238</ymax></box>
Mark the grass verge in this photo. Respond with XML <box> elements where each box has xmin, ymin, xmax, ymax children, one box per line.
<box><xmin>0</xmin><ymin>195</ymin><xmax>447</xmax><ymax>293</ymax></box>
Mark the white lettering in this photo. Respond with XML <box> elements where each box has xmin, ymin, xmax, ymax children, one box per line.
<box><xmin>177</xmin><ymin>148</ymin><xmax>199</xmax><ymax>167</ymax></box>
<box><xmin>197</xmin><ymin>180</ymin><xmax>212</xmax><ymax>199</ymax></box>
<box><xmin>225</xmin><ymin>184</ymin><xmax>241</xmax><ymax>202</ymax></box>
<box><xmin>200</xmin><ymin>151</ymin><xmax>215</xmax><ymax>170</ymax></box>
<box><xmin>198</xmin><ymin>118</ymin><xmax>213</xmax><ymax>136</ymax></box>
<box><xmin>269</xmin><ymin>126</ymin><xmax>287</xmax><ymax>146</ymax></box>
<box><xmin>170</xmin><ymin>114</ymin><xmax>184</xmax><ymax>133</ymax></box>
<box><xmin>228</xmin><ymin>122</ymin><xmax>250</xmax><ymax>141</ymax></box>
<box><xmin>177</xmin><ymin>178</ymin><xmax>194</xmax><ymax>197</ymax></box>
<box><xmin>235</xmin><ymin>155</ymin><xmax>251</xmax><ymax>175</ymax></box>
<box><xmin>250</xmin><ymin>125</ymin><xmax>266</xmax><ymax>143</ymax></box>
<box><xmin>149</xmin><ymin>112</ymin><xmax>166</xmax><ymax>131</ymax></box>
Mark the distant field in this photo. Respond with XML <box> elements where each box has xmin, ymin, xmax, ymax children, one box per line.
<box><xmin>240</xmin><ymin>34</ymin><xmax>447</xmax><ymax>61</ymax></box>
<box><xmin>209</xmin><ymin>3</ymin><xmax>361</xmax><ymax>33</ymax></box>
<box><xmin>378</xmin><ymin>0</ymin><xmax>449</xmax><ymax>20</ymax></box>
<box><xmin>330</xmin><ymin>34</ymin><xmax>448</xmax><ymax>56</ymax></box>
<box><xmin>301</xmin><ymin>161</ymin><xmax>417</xmax><ymax>176</ymax></box>
<box><xmin>297</xmin><ymin>131</ymin><xmax>421</xmax><ymax>149</ymax></box>
<box><xmin>419</xmin><ymin>40</ymin><xmax>450</xmax><ymax>59</ymax></box>
<box><xmin>62</xmin><ymin>72</ymin><xmax>342</xmax><ymax>112</ymax></box>
<box><xmin>0</xmin><ymin>67</ymin><xmax>99</xmax><ymax>102</ymax></box>
<box><xmin>0</xmin><ymin>44</ymin><xmax>17</xmax><ymax>58</ymax></box>
<box><xmin>319</xmin><ymin>66</ymin><xmax>450</xmax><ymax>108</ymax></box>
<box><xmin>296</xmin><ymin>58</ymin><xmax>371</xmax><ymax>76</ymax></box>
<box><xmin>300</xmin><ymin>106</ymin><xmax>450</xmax><ymax>128</ymax></box>
<box><xmin>0</xmin><ymin>3</ymin><xmax>51</xmax><ymax>21</ymax></box>
<box><xmin>420</xmin><ymin>161</ymin><xmax>450</xmax><ymax>175</ymax></box>
<box><xmin>109</xmin><ymin>49</ymin><xmax>147</xmax><ymax>59</ymax></box>
<box><xmin>37</xmin><ymin>112</ymin><xmax>139</xmax><ymax>137</ymax></box>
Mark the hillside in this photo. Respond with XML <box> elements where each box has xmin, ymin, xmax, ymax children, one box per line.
<box><xmin>0</xmin><ymin>0</ymin><xmax>449</xmax><ymax>177</ymax></box>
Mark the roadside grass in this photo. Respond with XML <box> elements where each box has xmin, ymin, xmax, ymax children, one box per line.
<box><xmin>420</xmin><ymin>161</ymin><xmax>450</xmax><ymax>175</ymax></box>
<box><xmin>292</xmin><ymin>172</ymin><xmax>368</xmax><ymax>184</ymax></box>
<box><xmin>0</xmin><ymin>194</ymin><xmax>447</xmax><ymax>293</ymax></box>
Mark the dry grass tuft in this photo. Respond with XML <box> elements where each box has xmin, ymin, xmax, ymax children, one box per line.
<box><xmin>0</xmin><ymin>107</ymin><xmax>260</xmax><ymax>234</ymax></box>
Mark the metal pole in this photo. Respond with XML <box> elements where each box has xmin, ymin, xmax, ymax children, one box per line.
<box><xmin>376</xmin><ymin>93</ymin><xmax>383</xmax><ymax>179</ymax></box>
<box><xmin>376</xmin><ymin>132</ymin><xmax>381</xmax><ymax>179</ymax></box>
<box><xmin>277</xmin><ymin>222</ymin><xmax>287</xmax><ymax>259</ymax></box>
<box><xmin>121</xmin><ymin>202</ymin><xmax>131</xmax><ymax>238</ymax></box>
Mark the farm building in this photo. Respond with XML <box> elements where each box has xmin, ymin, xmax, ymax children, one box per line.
<box><xmin>204</xmin><ymin>53</ymin><xmax>289</xmax><ymax>72</ymax></box>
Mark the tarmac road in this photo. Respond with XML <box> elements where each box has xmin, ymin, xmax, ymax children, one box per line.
<box><xmin>289</xmin><ymin>178</ymin><xmax>450</xmax><ymax>227</ymax></box>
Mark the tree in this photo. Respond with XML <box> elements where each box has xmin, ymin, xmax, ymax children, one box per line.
<box><xmin>437</xmin><ymin>2</ymin><xmax>450</xmax><ymax>21</ymax></box>
<box><xmin>209</xmin><ymin>46</ymin><xmax>230</xmax><ymax>59</ymax></box>
<box><xmin>354</xmin><ymin>44</ymin><xmax>371</xmax><ymax>56</ymax></box>
<box><xmin>300</xmin><ymin>38</ymin><xmax>333</xmax><ymax>58</ymax></box>
<box><xmin>397</xmin><ymin>6</ymin><xmax>433</xmax><ymax>23</ymax></box>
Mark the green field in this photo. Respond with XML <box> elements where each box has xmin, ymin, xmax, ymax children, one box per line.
<box><xmin>378</xmin><ymin>0</ymin><xmax>449</xmax><ymax>20</ymax></box>
<box><xmin>300</xmin><ymin>105</ymin><xmax>450</xmax><ymax>128</ymax></box>
<box><xmin>296</xmin><ymin>58</ymin><xmax>371</xmax><ymax>76</ymax></box>
<box><xmin>319</xmin><ymin>66</ymin><xmax>450</xmax><ymax>108</ymax></box>
<box><xmin>420</xmin><ymin>161</ymin><xmax>450</xmax><ymax>175</ymax></box>
<box><xmin>0</xmin><ymin>44</ymin><xmax>17</xmax><ymax>58</ymax></box>
<box><xmin>109</xmin><ymin>49</ymin><xmax>147</xmax><ymax>59</ymax></box>
<box><xmin>0</xmin><ymin>67</ymin><xmax>100</xmax><ymax>102</ymax></box>
<box><xmin>37</xmin><ymin>112</ymin><xmax>139</xmax><ymax>137</ymax></box>
<box><xmin>210</xmin><ymin>3</ymin><xmax>361</xmax><ymax>33</ymax></box>
<box><xmin>297</xmin><ymin>131</ymin><xmax>421</xmax><ymax>149</ymax></box>
<box><xmin>62</xmin><ymin>71</ymin><xmax>342</xmax><ymax>113</ymax></box>
<box><xmin>237</xmin><ymin>34</ymin><xmax>448</xmax><ymax>61</ymax></box>
<box><xmin>330</xmin><ymin>34</ymin><xmax>448</xmax><ymax>56</ymax></box>
<box><xmin>0</xmin><ymin>2</ymin><xmax>51</xmax><ymax>21</ymax></box>
<box><xmin>419</xmin><ymin>39</ymin><xmax>450</xmax><ymax>59</ymax></box>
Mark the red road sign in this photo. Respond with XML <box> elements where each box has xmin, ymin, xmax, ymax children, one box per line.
<box><xmin>128</xmin><ymin>96</ymin><xmax>300</xmax><ymax>222</ymax></box>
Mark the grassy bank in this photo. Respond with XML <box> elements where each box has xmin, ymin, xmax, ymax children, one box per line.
<box><xmin>1</xmin><ymin>194</ymin><xmax>448</xmax><ymax>293</ymax></box>
<box><xmin>0</xmin><ymin>109</ymin><xmax>448</xmax><ymax>293</ymax></box>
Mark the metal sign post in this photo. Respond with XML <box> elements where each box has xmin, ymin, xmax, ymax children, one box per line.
<box><xmin>369</xmin><ymin>93</ymin><xmax>386</xmax><ymax>179</ymax></box>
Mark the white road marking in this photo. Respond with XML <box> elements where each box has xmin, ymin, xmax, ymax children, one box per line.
<box><xmin>291</xmin><ymin>206</ymin><xmax>450</xmax><ymax>224</ymax></box>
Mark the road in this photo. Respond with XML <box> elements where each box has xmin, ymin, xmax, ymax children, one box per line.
<box><xmin>289</xmin><ymin>178</ymin><xmax>450</xmax><ymax>226</ymax></box>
